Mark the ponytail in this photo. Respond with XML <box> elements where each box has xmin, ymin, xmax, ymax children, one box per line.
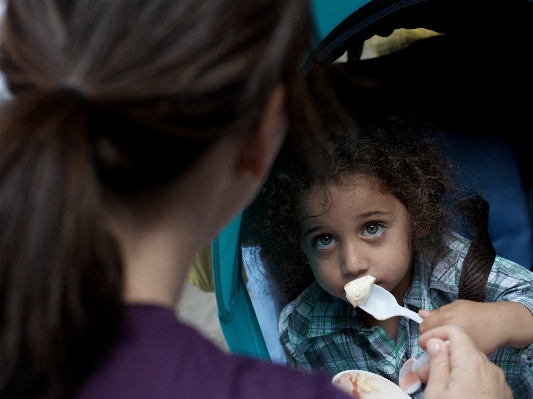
<box><xmin>0</xmin><ymin>91</ymin><xmax>123</xmax><ymax>399</ymax></box>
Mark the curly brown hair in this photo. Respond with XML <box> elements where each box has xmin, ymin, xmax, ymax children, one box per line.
<box><xmin>242</xmin><ymin>82</ymin><xmax>461</xmax><ymax>303</ymax></box>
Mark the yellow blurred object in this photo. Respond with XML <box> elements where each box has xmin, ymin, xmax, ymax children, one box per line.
<box><xmin>366</xmin><ymin>28</ymin><xmax>442</xmax><ymax>57</ymax></box>
<box><xmin>187</xmin><ymin>244</ymin><xmax>248</xmax><ymax>293</ymax></box>
<box><xmin>188</xmin><ymin>245</ymin><xmax>215</xmax><ymax>292</ymax></box>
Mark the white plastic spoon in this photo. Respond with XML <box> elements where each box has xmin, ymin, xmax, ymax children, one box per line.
<box><xmin>355</xmin><ymin>284</ymin><xmax>438</xmax><ymax>394</ymax></box>
<box><xmin>358</xmin><ymin>284</ymin><xmax>423</xmax><ymax>323</ymax></box>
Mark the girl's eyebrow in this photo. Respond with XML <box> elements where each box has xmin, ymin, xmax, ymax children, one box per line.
<box><xmin>301</xmin><ymin>225</ymin><xmax>321</xmax><ymax>239</ymax></box>
<box><xmin>358</xmin><ymin>210</ymin><xmax>391</xmax><ymax>218</ymax></box>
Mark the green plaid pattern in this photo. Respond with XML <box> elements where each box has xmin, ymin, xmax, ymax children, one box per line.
<box><xmin>279</xmin><ymin>234</ymin><xmax>533</xmax><ymax>398</ymax></box>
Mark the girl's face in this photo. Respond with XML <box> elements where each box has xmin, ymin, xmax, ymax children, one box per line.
<box><xmin>298</xmin><ymin>174</ymin><xmax>413</xmax><ymax>304</ymax></box>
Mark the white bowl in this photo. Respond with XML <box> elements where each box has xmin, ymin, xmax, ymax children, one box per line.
<box><xmin>331</xmin><ymin>370</ymin><xmax>412</xmax><ymax>399</ymax></box>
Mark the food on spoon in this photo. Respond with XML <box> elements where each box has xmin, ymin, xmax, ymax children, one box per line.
<box><xmin>344</xmin><ymin>275</ymin><xmax>376</xmax><ymax>308</ymax></box>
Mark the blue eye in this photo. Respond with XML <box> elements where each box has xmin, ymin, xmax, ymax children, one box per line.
<box><xmin>363</xmin><ymin>223</ymin><xmax>384</xmax><ymax>237</ymax></box>
<box><xmin>314</xmin><ymin>235</ymin><xmax>337</xmax><ymax>249</ymax></box>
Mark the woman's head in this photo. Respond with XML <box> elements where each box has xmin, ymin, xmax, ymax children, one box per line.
<box><xmin>0</xmin><ymin>0</ymin><xmax>324</xmax><ymax>398</ymax></box>
<box><xmin>243</xmin><ymin>99</ymin><xmax>457</xmax><ymax>303</ymax></box>
<box><xmin>1</xmin><ymin>0</ymin><xmax>318</xmax><ymax>192</ymax></box>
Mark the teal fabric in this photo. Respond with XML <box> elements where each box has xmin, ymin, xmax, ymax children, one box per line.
<box><xmin>310</xmin><ymin>0</ymin><xmax>371</xmax><ymax>43</ymax></box>
<box><xmin>211</xmin><ymin>213</ymin><xmax>270</xmax><ymax>359</ymax></box>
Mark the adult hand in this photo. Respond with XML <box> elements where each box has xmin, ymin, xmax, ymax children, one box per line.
<box><xmin>417</xmin><ymin>325</ymin><xmax>513</xmax><ymax>399</ymax></box>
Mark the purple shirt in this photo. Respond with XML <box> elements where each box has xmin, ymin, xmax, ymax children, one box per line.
<box><xmin>75</xmin><ymin>304</ymin><xmax>351</xmax><ymax>399</ymax></box>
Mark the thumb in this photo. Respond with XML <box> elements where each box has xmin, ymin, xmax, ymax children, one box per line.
<box><xmin>419</xmin><ymin>309</ymin><xmax>433</xmax><ymax>319</ymax></box>
<box><xmin>424</xmin><ymin>338</ymin><xmax>450</xmax><ymax>394</ymax></box>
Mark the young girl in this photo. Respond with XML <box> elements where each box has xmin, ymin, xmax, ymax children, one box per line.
<box><xmin>242</xmin><ymin>97</ymin><xmax>533</xmax><ymax>398</ymax></box>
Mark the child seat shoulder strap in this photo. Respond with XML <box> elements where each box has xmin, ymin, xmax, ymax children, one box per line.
<box><xmin>456</xmin><ymin>195</ymin><xmax>496</xmax><ymax>302</ymax></box>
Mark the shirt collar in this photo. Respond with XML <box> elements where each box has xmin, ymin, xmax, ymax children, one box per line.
<box><xmin>404</xmin><ymin>235</ymin><xmax>468</xmax><ymax>309</ymax></box>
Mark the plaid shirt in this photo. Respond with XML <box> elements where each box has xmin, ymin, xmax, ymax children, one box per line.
<box><xmin>279</xmin><ymin>234</ymin><xmax>533</xmax><ymax>398</ymax></box>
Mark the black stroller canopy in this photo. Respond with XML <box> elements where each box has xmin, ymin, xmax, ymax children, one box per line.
<box><xmin>310</xmin><ymin>0</ymin><xmax>533</xmax><ymax>65</ymax></box>
<box><xmin>309</xmin><ymin>0</ymin><xmax>533</xmax><ymax>191</ymax></box>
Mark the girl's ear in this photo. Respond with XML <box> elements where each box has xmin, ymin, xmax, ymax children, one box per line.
<box><xmin>235</xmin><ymin>85</ymin><xmax>286</xmax><ymax>181</ymax></box>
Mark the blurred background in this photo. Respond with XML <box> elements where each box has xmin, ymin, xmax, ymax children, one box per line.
<box><xmin>176</xmin><ymin>282</ymin><xmax>228</xmax><ymax>352</ymax></box>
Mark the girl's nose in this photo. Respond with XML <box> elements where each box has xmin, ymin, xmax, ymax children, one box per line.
<box><xmin>340</xmin><ymin>243</ymin><xmax>369</xmax><ymax>276</ymax></box>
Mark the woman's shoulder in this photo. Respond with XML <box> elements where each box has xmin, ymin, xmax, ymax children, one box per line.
<box><xmin>75</xmin><ymin>304</ymin><xmax>349</xmax><ymax>399</ymax></box>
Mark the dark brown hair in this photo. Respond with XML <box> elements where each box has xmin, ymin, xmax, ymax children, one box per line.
<box><xmin>0</xmin><ymin>0</ymin><xmax>331</xmax><ymax>398</ymax></box>
<box><xmin>242</xmin><ymin>69</ymin><xmax>461</xmax><ymax>302</ymax></box>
